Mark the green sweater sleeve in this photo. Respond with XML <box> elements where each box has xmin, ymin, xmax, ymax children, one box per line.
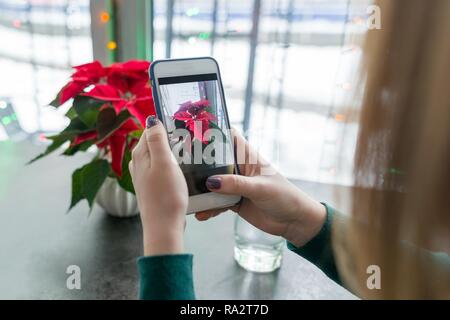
<box><xmin>137</xmin><ymin>254</ymin><xmax>195</xmax><ymax>300</ymax></box>
<box><xmin>287</xmin><ymin>203</ymin><xmax>450</xmax><ymax>291</ymax></box>
<box><xmin>287</xmin><ymin>203</ymin><xmax>341</xmax><ymax>285</ymax></box>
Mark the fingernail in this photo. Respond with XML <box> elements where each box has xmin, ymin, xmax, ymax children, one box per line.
<box><xmin>206</xmin><ymin>177</ymin><xmax>221</xmax><ymax>189</ymax></box>
<box><xmin>146</xmin><ymin>116</ymin><xmax>158</xmax><ymax>128</ymax></box>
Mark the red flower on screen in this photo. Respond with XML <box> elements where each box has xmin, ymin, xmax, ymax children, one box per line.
<box><xmin>173</xmin><ymin>99</ymin><xmax>216</xmax><ymax>144</ymax></box>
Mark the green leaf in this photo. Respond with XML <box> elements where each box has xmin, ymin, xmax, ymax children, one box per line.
<box><xmin>81</xmin><ymin>159</ymin><xmax>110</xmax><ymax>207</ymax></box>
<box><xmin>69</xmin><ymin>167</ymin><xmax>84</xmax><ymax>210</ymax></box>
<box><xmin>64</xmin><ymin>117</ymin><xmax>88</xmax><ymax>131</ymax></box>
<box><xmin>65</xmin><ymin>107</ymin><xmax>77</xmax><ymax>120</ymax></box>
<box><xmin>128</xmin><ymin>129</ymin><xmax>143</xmax><ymax>139</ymax></box>
<box><xmin>62</xmin><ymin>140</ymin><xmax>93</xmax><ymax>156</ymax></box>
<box><xmin>27</xmin><ymin>135</ymin><xmax>68</xmax><ymax>164</ymax></box>
<box><xmin>68</xmin><ymin>159</ymin><xmax>110</xmax><ymax>211</ymax></box>
<box><xmin>48</xmin><ymin>117</ymin><xmax>90</xmax><ymax>141</ymax></box>
<box><xmin>49</xmin><ymin>91</ymin><xmax>62</xmax><ymax>107</ymax></box>
<box><xmin>117</xmin><ymin>150</ymin><xmax>135</xmax><ymax>194</ymax></box>
<box><xmin>174</xmin><ymin>119</ymin><xmax>185</xmax><ymax>129</ymax></box>
<box><xmin>73</xmin><ymin>96</ymin><xmax>102</xmax><ymax>128</ymax></box>
<box><xmin>205</xmin><ymin>106</ymin><xmax>214</xmax><ymax>115</ymax></box>
<box><xmin>97</xmin><ymin>108</ymin><xmax>131</xmax><ymax>142</ymax></box>
<box><xmin>29</xmin><ymin>110</ymin><xmax>94</xmax><ymax>164</ymax></box>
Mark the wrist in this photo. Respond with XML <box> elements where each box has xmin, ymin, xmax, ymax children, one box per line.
<box><xmin>140</xmin><ymin>210</ymin><xmax>186</xmax><ymax>256</ymax></box>
<box><xmin>284</xmin><ymin>195</ymin><xmax>327</xmax><ymax>247</ymax></box>
<box><xmin>143</xmin><ymin>226</ymin><xmax>184</xmax><ymax>256</ymax></box>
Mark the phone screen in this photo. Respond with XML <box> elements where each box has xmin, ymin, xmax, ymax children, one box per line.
<box><xmin>157</xmin><ymin>73</ymin><xmax>234</xmax><ymax>196</ymax></box>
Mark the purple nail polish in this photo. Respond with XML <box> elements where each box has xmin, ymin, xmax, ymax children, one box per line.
<box><xmin>206</xmin><ymin>177</ymin><xmax>221</xmax><ymax>189</ymax></box>
<box><xmin>146</xmin><ymin>116</ymin><xmax>158</xmax><ymax>128</ymax></box>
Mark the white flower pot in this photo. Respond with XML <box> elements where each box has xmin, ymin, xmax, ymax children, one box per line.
<box><xmin>95</xmin><ymin>177</ymin><xmax>139</xmax><ymax>218</ymax></box>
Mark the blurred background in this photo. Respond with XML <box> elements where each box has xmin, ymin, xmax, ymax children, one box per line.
<box><xmin>0</xmin><ymin>0</ymin><xmax>372</xmax><ymax>186</ymax></box>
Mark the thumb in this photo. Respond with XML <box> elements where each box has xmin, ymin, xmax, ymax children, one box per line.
<box><xmin>144</xmin><ymin>116</ymin><xmax>173</xmax><ymax>165</ymax></box>
<box><xmin>206</xmin><ymin>174</ymin><xmax>259</xmax><ymax>198</ymax></box>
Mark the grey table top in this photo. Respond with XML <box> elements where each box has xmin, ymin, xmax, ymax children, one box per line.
<box><xmin>0</xmin><ymin>140</ymin><xmax>356</xmax><ymax>299</ymax></box>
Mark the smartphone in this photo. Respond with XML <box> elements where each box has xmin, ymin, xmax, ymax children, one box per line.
<box><xmin>149</xmin><ymin>57</ymin><xmax>241</xmax><ymax>214</ymax></box>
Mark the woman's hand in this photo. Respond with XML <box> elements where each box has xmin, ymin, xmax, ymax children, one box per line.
<box><xmin>129</xmin><ymin>116</ymin><xmax>188</xmax><ymax>256</ymax></box>
<box><xmin>196</xmin><ymin>131</ymin><xmax>326</xmax><ymax>247</ymax></box>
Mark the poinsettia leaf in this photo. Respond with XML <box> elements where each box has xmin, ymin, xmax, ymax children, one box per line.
<box><xmin>96</xmin><ymin>108</ymin><xmax>131</xmax><ymax>142</ymax></box>
<box><xmin>73</xmin><ymin>96</ymin><xmax>102</xmax><ymax>128</ymax></box>
<box><xmin>80</xmin><ymin>159</ymin><xmax>110</xmax><ymax>208</ymax></box>
<box><xmin>29</xmin><ymin>119</ymin><xmax>89</xmax><ymax>163</ymax></box>
<box><xmin>204</xmin><ymin>106</ymin><xmax>214</xmax><ymax>114</ymax></box>
<box><xmin>65</xmin><ymin>117</ymin><xmax>89</xmax><ymax>132</ymax></box>
<box><xmin>62</xmin><ymin>140</ymin><xmax>93</xmax><ymax>156</ymax></box>
<box><xmin>174</xmin><ymin>119</ymin><xmax>185</xmax><ymax>129</ymax></box>
<box><xmin>69</xmin><ymin>159</ymin><xmax>110</xmax><ymax>211</ymax></box>
<box><xmin>128</xmin><ymin>129</ymin><xmax>143</xmax><ymax>139</ymax></box>
<box><xmin>96</xmin><ymin>108</ymin><xmax>116</xmax><ymax>136</ymax></box>
<box><xmin>27</xmin><ymin>135</ymin><xmax>68</xmax><ymax>164</ymax></box>
<box><xmin>47</xmin><ymin>117</ymin><xmax>91</xmax><ymax>141</ymax></box>
<box><xmin>65</xmin><ymin>107</ymin><xmax>77</xmax><ymax>120</ymax></box>
<box><xmin>117</xmin><ymin>150</ymin><xmax>135</xmax><ymax>194</ymax></box>
<box><xmin>69</xmin><ymin>167</ymin><xmax>84</xmax><ymax>210</ymax></box>
<box><xmin>49</xmin><ymin>91</ymin><xmax>62</xmax><ymax>107</ymax></box>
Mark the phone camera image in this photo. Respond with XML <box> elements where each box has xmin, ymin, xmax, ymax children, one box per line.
<box><xmin>158</xmin><ymin>73</ymin><xmax>234</xmax><ymax>196</ymax></box>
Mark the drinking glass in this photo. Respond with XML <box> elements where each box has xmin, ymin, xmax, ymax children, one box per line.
<box><xmin>234</xmin><ymin>215</ymin><xmax>285</xmax><ymax>273</ymax></box>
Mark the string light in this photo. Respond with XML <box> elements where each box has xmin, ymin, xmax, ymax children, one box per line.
<box><xmin>100</xmin><ymin>11</ymin><xmax>110</xmax><ymax>23</ymax></box>
<box><xmin>186</xmin><ymin>8</ymin><xmax>200</xmax><ymax>17</ymax></box>
<box><xmin>334</xmin><ymin>114</ymin><xmax>346</xmax><ymax>122</ymax></box>
<box><xmin>1</xmin><ymin>116</ymin><xmax>11</xmax><ymax>126</ymax></box>
<box><xmin>107</xmin><ymin>40</ymin><xmax>117</xmax><ymax>50</ymax></box>
<box><xmin>198</xmin><ymin>32</ymin><xmax>211</xmax><ymax>40</ymax></box>
<box><xmin>99</xmin><ymin>7</ymin><xmax>116</xmax><ymax>60</ymax></box>
<box><xmin>12</xmin><ymin>19</ymin><xmax>21</xmax><ymax>28</ymax></box>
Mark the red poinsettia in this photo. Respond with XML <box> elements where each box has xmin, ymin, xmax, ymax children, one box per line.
<box><xmin>81</xmin><ymin>60</ymin><xmax>153</xmax><ymax>127</ymax></box>
<box><xmin>71</xmin><ymin>117</ymin><xmax>141</xmax><ymax>177</ymax></box>
<box><xmin>173</xmin><ymin>99</ymin><xmax>217</xmax><ymax>144</ymax></box>
<box><xmin>59</xmin><ymin>60</ymin><xmax>154</xmax><ymax>178</ymax></box>
<box><xmin>57</xmin><ymin>61</ymin><xmax>108</xmax><ymax>105</ymax></box>
<box><xmin>30</xmin><ymin>60</ymin><xmax>155</xmax><ymax>211</ymax></box>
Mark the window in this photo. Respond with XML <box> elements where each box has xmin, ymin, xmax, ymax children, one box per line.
<box><xmin>153</xmin><ymin>0</ymin><xmax>370</xmax><ymax>185</ymax></box>
<box><xmin>1</xmin><ymin>0</ymin><xmax>371</xmax><ymax>186</ymax></box>
<box><xmin>0</xmin><ymin>0</ymin><xmax>92</xmax><ymax>135</ymax></box>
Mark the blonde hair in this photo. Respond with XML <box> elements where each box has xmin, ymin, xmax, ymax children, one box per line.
<box><xmin>334</xmin><ymin>0</ymin><xmax>450</xmax><ymax>299</ymax></box>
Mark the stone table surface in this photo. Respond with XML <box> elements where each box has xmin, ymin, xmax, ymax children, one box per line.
<box><xmin>0</xmin><ymin>140</ymin><xmax>356</xmax><ymax>299</ymax></box>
